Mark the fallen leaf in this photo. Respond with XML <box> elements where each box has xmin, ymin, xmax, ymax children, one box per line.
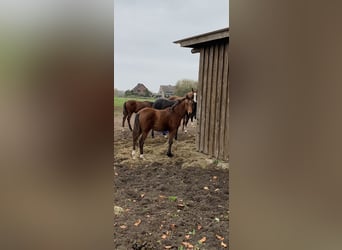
<box><xmin>221</xmin><ymin>241</ymin><xmax>228</xmax><ymax>248</ymax></box>
<box><xmin>164</xmin><ymin>246</ymin><xmax>172</xmax><ymax>249</ymax></box>
<box><xmin>114</xmin><ymin>172</ymin><xmax>118</xmax><ymax>176</ymax></box>
<box><xmin>119</xmin><ymin>225</ymin><xmax>127</xmax><ymax>229</ymax></box>
<box><xmin>197</xmin><ymin>224</ymin><xmax>202</xmax><ymax>230</ymax></box>
<box><xmin>134</xmin><ymin>219</ymin><xmax>141</xmax><ymax>226</ymax></box>
<box><xmin>140</xmin><ymin>193</ymin><xmax>145</xmax><ymax>198</ymax></box>
<box><xmin>203</xmin><ymin>186</ymin><xmax>209</xmax><ymax>190</ymax></box>
<box><xmin>177</xmin><ymin>203</ymin><xmax>185</xmax><ymax>209</ymax></box>
<box><xmin>198</xmin><ymin>237</ymin><xmax>206</xmax><ymax>244</ymax></box>
<box><xmin>213</xmin><ymin>176</ymin><xmax>218</xmax><ymax>180</ymax></box>
<box><xmin>184</xmin><ymin>235</ymin><xmax>190</xmax><ymax>240</ymax></box>
<box><xmin>159</xmin><ymin>195</ymin><xmax>166</xmax><ymax>199</ymax></box>
<box><xmin>216</xmin><ymin>234</ymin><xmax>224</xmax><ymax>241</ymax></box>
<box><xmin>215</xmin><ymin>188</ymin><xmax>220</xmax><ymax>192</ymax></box>
<box><xmin>161</xmin><ymin>234</ymin><xmax>167</xmax><ymax>239</ymax></box>
<box><xmin>170</xmin><ymin>224</ymin><xmax>176</xmax><ymax>229</ymax></box>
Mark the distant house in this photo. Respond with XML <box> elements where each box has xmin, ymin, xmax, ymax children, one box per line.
<box><xmin>159</xmin><ymin>85</ymin><xmax>175</xmax><ymax>98</ymax></box>
<box><xmin>131</xmin><ymin>83</ymin><xmax>151</xmax><ymax>96</ymax></box>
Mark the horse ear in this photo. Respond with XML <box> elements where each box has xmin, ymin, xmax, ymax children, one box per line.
<box><xmin>192</xmin><ymin>88</ymin><xmax>194</xmax><ymax>92</ymax></box>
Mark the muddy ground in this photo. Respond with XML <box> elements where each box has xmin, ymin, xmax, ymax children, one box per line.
<box><xmin>114</xmin><ymin>106</ymin><xmax>229</xmax><ymax>249</ymax></box>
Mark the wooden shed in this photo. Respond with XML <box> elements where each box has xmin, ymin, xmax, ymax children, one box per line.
<box><xmin>174</xmin><ymin>28</ymin><xmax>229</xmax><ymax>161</ymax></box>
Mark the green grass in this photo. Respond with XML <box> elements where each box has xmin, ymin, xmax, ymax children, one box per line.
<box><xmin>168</xmin><ymin>196</ymin><xmax>178</xmax><ymax>202</ymax></box>
<box><xmin>114</xmin><ymin>96</ymin><xmax>156</xmax><ymax>108</ymax></box>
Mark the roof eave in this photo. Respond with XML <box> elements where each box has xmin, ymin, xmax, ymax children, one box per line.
<box><xmin>174</xmin><ymin>27</ymin><xmax>229</xmax><ymax>48</ymax></box>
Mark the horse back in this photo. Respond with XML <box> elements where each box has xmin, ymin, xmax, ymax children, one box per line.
<box><xmin>169</xmin><ymin>96</ymin><xmax>182</xmax><ymax>101</ymax></box>
<box><xmin>153</xmin><ymin>98</ymin><xmax>176</xmax><ymax>110</ymax></box>
<box><xmin>138</xmin><ymin>107</ymin><xmax>173</xmax><ymax>132</ymax></box>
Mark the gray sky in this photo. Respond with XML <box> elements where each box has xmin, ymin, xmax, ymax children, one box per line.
<box><xmin>114</xmin><ymin>0</ymin><xmax>229</xmax><ymax>93</ymax></box>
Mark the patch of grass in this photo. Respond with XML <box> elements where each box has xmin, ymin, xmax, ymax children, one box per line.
<box><xmin>114</xmin><ymin>96</ymin><xmax>156</xmax><ymax>108</ymax></box>
<box><xmin>168</xmin><ymin>196</ymin><xmax>177</xmax><ymax>202</ymax></box>
<box><xmin>213</xmin><ymin>159</ymin><xmax>219</xmax><ymax>165</ymax></box>
<box><xmin>188</xmin><ymin>229</ymin><xmax>196</xmax><ymax>235</ymax></box>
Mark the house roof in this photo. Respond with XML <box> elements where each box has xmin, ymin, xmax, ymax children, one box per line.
<box><xmin>159</xmin><ymin>85</ymin><xmax>175</xmax><ymax>92</ymax></box>
<box><xmin>133</xmin><ymin>83</ymin><xmax>147</xmax><ymax>90</ymax></box>
<box><xmin>174</xmin><ymin>27</ymin><xmax>229</xmax><ymax>49</ymax></box>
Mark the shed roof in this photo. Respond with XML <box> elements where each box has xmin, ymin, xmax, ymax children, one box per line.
<box><xmin>174</xmin><ymin>27</ymin><xmax>229</xmax><ymax>49</ymax></box>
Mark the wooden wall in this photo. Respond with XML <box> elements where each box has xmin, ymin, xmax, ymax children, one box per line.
<box><xmin>196</xmin><ymin>40</ymin><xmax>229</xmax><ymax>160</ymax></box>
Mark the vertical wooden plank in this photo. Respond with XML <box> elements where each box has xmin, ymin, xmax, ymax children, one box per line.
<box><xmin>223</xmin><ymin>42</ymin><xmax>230</xmax><ymax>160</ymax></box>
<box><xmin>209</xmin><ymin>44</ymin><xmax>219</xmax><ymax>157</ymax></box>
<box><xmin>219</xmin><ymin>42</ymin><xmax>228</xmax><ymax>160</ymax></box>
<box><xmin>214</xmin><ymin>43</ymin><xmax>224</xmax><ymax>158</ymax></box>
<box><xmin>200</xmin><ymin>47</ymin><xmax>209</xmax><ymax>153</ymax></box>
<box><xmin>196</xmin><ymin>48</ymin><xmax>204</xmax><ymax>151</ymax></box>
<box><xmin>204</xmin><ymin>46</ymin><xmax>214</xmax><ymax>155</ymax></box>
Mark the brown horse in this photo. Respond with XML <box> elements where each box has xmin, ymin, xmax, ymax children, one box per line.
<box><xmin>169</xmin><ymin>88</ymin><xmax>197</xmax><ymax>132</ymax></box>
<box><xmin>132</xmin><ymin>97</ymin><xmax>193</xmax><ymax>158</ymax></box>
<box><xmin>122</xmin><ymin>100</ymin><xmax>154</xmax><ymax>131</ymax></box>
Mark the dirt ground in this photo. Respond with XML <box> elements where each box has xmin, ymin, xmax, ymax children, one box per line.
<box><xmin>114</xmin><ymin>106</ymin><xmax>229</xmax><ymax>249</ymax></box>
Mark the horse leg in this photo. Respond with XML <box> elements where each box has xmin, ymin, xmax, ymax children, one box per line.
<box><xmin>132</xmin><ymin>126</ymin><xmax>141</xmax><ymax>159</ymax></box>
<box><xmin>151</xmin><ymin>129</ymin><xmax>154</xmax><ymax>138</ymax></box>
<box><xmin>127</xmin><ymin>113</ymin><xmax>133</xmax><ymax>131</ymax></box>
<box><xmin>139</xmin><ymin>131</ymin><xmax>148</xmax><ymax>159</ymax></box>
<box><xmin>122</xmin><ymin>113</ymin><xmax>127</xmax><ymax>128</ymax></box>
<box><xmin>182</xmin><ymin>117</ymin><xmax>185</xmax><ymax>131</ymax></box>
<box><xmin>183</xmin><ymin>114</ymin><xmax>189</xmax><ymax>133</ymax></box>
<box><xmin>190</xmin><ymin>114</ymin><xmax>194</xmax><ymax>127</ymax></box>
<box><xmin>166</xmin><ymin>130</ymin><xmax>177</xmax><ymax>157</ymax></box>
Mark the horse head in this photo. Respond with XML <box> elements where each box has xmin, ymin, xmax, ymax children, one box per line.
<box><xmin>185</xmin><ymin>88</ymin><xmax>197</xmax><ymax>103</ymax></box>
<box><xmin>191</xmin><ymin>88</ymin><xmax>197</xmax><ymax>103</ymax></box>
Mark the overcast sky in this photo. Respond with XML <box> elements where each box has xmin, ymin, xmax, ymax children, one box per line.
<box><xmin>114</xmin><ymin>0</ymin><xmax>229</xmax><ymax>93</ymax></box>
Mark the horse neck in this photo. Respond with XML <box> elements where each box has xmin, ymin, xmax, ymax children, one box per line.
<box><xmin>172</xmin><ymin>101</ymin><xmax>187</xmax><ymax>117</ymax></box>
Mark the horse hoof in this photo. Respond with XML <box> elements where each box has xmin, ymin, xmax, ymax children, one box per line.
<box><xmin>167</xmin><ymin>153</ymin><xmax>174</xmax><ymax>157</ymax></box>
<box><xmin>139</xmin><ymin>154</ymin><xmax>145</xmax><ymax>160</ymax></box>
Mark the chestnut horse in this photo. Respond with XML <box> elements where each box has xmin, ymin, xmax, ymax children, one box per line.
<box><xmin>132</xmin><ymin>97</ymin><xmax>193</xmax><ymax>158</ymax></box>
<box><xmin>169</xmin><ymin>88</ymin><xmax>197</xmax><ymax>132</ymax></box>
<box><xmin>151</xmin><ymin>98</ymin><xmax>177</xmax><ymax>139</ymax></box>
<box><xmin>122</xmin><ymin>100</ymin><xmax>154</xmax><ymax>131</ymax></box>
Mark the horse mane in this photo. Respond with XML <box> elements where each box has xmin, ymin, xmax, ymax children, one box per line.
<box><xmin>170</xmin><ymin>97</ymin><xmax>186</xmax><ymax>111</ymax></box>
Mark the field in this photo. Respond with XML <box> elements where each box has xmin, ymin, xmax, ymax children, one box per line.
<box><xmin>114</xmin><ymin>97</ymin><xmax>156</xmax><ymax>109</ymax></box>
<box><xmin>114</xmin><ymin>102</ymin><xmax>229</xmax><ymax>249</ymax></box>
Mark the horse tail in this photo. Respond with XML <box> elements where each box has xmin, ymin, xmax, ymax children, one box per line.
<box><xmin>133</xmin><ymin>113</ymin><xmax>141</xmax><ymax>138</ymax></box>
<box><xmin>123</xmin><ymin>101</ymin><xmax>128</xmax><ymax>116</ymax></box>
